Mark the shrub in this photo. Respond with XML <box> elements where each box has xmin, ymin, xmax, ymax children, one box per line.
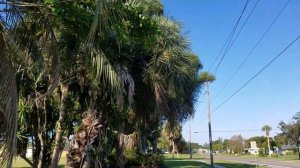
<box><xmin>285</xmin><ymin>151</ymin><xmax>294</xmax><ymax>155</ymax></box>
<box><xmin>271</xmin><ymin>154</ymin><xmax>278</xmax><ymax>157</ymax></box>
<box><xmin>124</xmin><ymin>150</ymin><xmax>166</xmax><ymax>168</ymax></box>
<box><xmin>258</xmin><ymin>149</ymin><xmax>265</xmax><ymax>157</ymax></box>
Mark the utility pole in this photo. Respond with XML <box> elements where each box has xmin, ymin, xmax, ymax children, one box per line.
<box><xmin>189</xmin><ymin>120</ymin><xmax>192</xmax><ymax>159</ymax></box>
<box><xmin>206</xmin><ymin>82</ymin><xmax>214</xmax><ymax>168</ymax></box>
<box><xmin>267</xmin><ymin>134</ymin><xmax>271</xmax><ymax>157</ymax></box>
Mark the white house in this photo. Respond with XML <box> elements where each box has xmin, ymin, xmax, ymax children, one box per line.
<box><xmin>249</xmin><ymin>141</ymin><xmax>259</xmax><ymax>155</ymax></box>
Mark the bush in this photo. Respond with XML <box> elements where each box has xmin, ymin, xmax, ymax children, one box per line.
<box><xmin>271</xmin><ymin>154</ymin><xmax>278</xmax><ymax>157</ymax></box>
<box><xmin>285</xmin><ymin>151</ymin><xmax>294</xmax><ymax>155</ymax></box>
<box><xmin>258</xmin><ymin>149</ymin><xmax>265</xmax><ymax>157</ymax></box>
<box><xmin>124</xmin><ymin>150</ymin><xmax>166</xmax><ymax>168</ymax></box>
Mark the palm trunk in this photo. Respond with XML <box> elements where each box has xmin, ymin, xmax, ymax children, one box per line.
<box><xmin>171</xmin><ymin>140</ymin><xmax>179</xmax><ymax>158</ymax></box>
<box><xmin>37</xmin><ymin>132</ymin><xmax>45</xmax><ymax>168</ymax></box>
<box><xmin>36</xmin><ymin>98</ymin><xmax>49</xmax><ymax>168</ymax></box>
<box><xmin>152</xmin><ymin>138</ymin><xmax>158</xmax><ymax>153</ymax></box>
<box><xmin>116</xmin><ymin>122</ymin><xmax>137</xmax><ymax>167</ymax></box>
<box><xmin>297</xmin><ymin>141</ymin><xmax>300</xmax><ymax>160</ymax></box>
<box><xmin>66</xmin><ymin>110</ymin><xmax>102</xmax><ymax>168</ymax></box>
<box><xmin>172</xmin><ymin>140</ymin><xmax>175</xmax><ymax>158</ymax></box>
<box><xmin>116</xmin><ymin>130</ymin><xmax>125</xmax><ymax>168</ymax></box>
<box><xmin>50</xmin><ymin>84</ymin><xmax>69</xmax><ymax>168</ymax></box>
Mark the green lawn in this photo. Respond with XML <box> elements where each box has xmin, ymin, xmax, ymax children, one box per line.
<box><xmin>12</xmin><ymin>157</ymin><xmax>66</xmax><ymax>168</ymax></box>
<box><xmin>163</xmin><ymin>154</ymin><xmax>266</xmax><ymax>168</ymax></box>
<box><xmin>217</xmin><ymin>154</ymin><xmax>300</xmax><ymax>161</ymax></box>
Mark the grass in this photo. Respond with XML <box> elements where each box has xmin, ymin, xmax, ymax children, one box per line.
<box><xmin>164</xmin><ymin>159</ymin><xmax>210</xmax><ymax>168</ymax></box>
<box><xmin>217</xmin><ymin>153</ymin><xmax>300</xmax><ymax>161</ymax></box>
<box><xmin>12</xmin><ymin>154</ymin><xmax>298</xmax><ymax>167</ymax></box>
<box><xmin>163</xmin><ymin>154</ymin><xmax>266</xmax><ymax>168</ymax></box>
<box><xmin>12</xmin><ymin>157</ymin><xmax>66</xmax><ymax>168</ymax></box>
<box><xmin>215</xmin><ymin>160</ymin><xmax>266</xmax><ymax>168</ymax></box>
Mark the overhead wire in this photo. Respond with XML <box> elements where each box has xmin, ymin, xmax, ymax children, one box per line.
<box><xmin>212</xmin><ymin>0</ymin><xmax>291</xmax><ymax>101</ymax></box>
<box><xmin>196</xmin><ymin>33</ymin><xmax>300</xmax><ymax>127</ymax></box>
<box><xmin>208</xmin><ymin>0</ymin><xmax>251</xmax><ymax>73</ymax></box>
<box><xmin>193</xmin><ymin>129</ymin><xmax>280</xmax><ymax>134</ymax></box>
<box><xmin>212</xmin><ymin>34</ymin><xmax>300</xmax><ymax>114</ymax></box>
<box><xmin>196</xmin><ymin>0</ymin><xmax>255</xmax><ymax>124</ymax></box>
<box><xmin>212</xmin><ymin>0</ymin><xmax>252</xmax><ymax>75</ymax></box>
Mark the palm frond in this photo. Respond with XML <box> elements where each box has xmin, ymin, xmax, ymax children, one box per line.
<box><xmin>5</xmin><ymin>1</ymin><xmax>61</xmax><ymax>98</ymax></box>
<box><xmin>143</xmin><ymin>16</ymin><xmax>200</xmax><ymax>123</ymax></box>
<box><xmin>0</xmin><ymin>21</ymin><xmax>18</xmax><ymax>168</ymax></box>
<box><xmin>91</xmin><ymin>49</ymin><xmax>124</xmax><ymax>102</ymax></box>
<box><xmin>86</xmin><ymin>0</ymin><xmax>124</xmax><ymax>46</ymax></box>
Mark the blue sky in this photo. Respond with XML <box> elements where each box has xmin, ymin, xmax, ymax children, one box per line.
<box><xmin>161</xmin><ymin>0</ymin><xmax>300</xmax><ymax>144</ymax></box>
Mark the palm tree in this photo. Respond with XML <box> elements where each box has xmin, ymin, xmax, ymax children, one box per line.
<box><xmin>163</xmin><ymin>122</ymin><xmax>182</xmax><ymax>158</ymax></box>
<box><xmin>0</xmin><ymin>0</ymin><xmax>125</xmax><ymax>166</ymax></box>
<box><xmin>262</xmin><ymin>125</ymin><xmax>272</xmax><ymax>157</ymax></box>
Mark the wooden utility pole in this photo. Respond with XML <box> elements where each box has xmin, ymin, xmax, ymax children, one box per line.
<box><xmin>267</xmin><ymin>134</ymin><xmax>271</xmax><ymax>157</ymax></box>
<box><xmin>206</xmin><ymin>82</ymin><xmax>214</xmax><ymax>168</ymax></box>
<box><xmin>189</xmin><ymin>120</ymin><xmax>192</xmax><ymax>159</ymax></box>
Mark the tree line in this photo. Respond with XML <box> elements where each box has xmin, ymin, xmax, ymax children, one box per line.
<box><xmin>210</xmin><ymin>112</ymin><xmax>300</xmax><ymax>159</ymax></box>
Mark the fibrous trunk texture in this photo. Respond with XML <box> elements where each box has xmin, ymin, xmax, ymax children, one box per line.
<box><xmin>116</xmin><ymin>124</ymin><xmax>136</xmax><ymax>167</ymax></box>
<box><xmin>66</xmin><ymin>110</ymin><xmax>102</xmax><ymax>168</ymax></box>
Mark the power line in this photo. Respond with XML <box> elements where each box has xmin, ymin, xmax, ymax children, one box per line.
<box><xmin>212</xmin><ymin>34</ymin><xmax>300</xmax><ymax>114</ymax></box>
<box><xmin>196</xmin><ymin>33</ymin><xmax>300</xmax><ymax>127</ymax></box>
<box><xmin>197</xmin><ymin>0</ymin><xmax>252</xmax><ymax>128</ymax></box>
<box><xmin>213</xmin><ymin>0</ymin><xmax>260</xmax><ymax>75</ymax></box>
<box><xmin>208</xmin><ymin>0</ymin><xmax>250</xmax><ymax>73</ymax></box>
<box><xmin>193</xmin><ymin>129</ymin><xmax>280</xmax><ymax>134</ymax></box>
<box><xmin>212</xmin><ymin>0</ymin><xmax>290</xmax><ymax>101</ymax></box>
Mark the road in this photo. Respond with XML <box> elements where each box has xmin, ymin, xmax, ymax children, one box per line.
<box><xmin>213</xmin><ymin>155</ymin><xmax>300</xmax><ymax>168</ymax></box>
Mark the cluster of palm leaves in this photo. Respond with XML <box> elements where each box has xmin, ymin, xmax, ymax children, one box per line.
<box><xmin>0</xmin><ymin>0</ymin><xmax>204</xmax><ymax>167</ymax></box>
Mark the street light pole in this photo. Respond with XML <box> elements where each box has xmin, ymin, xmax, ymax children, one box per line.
<box><xmin>206</xmin><ymin>82</ymin><xmax>214</xmax><ymax>168</ymax></box>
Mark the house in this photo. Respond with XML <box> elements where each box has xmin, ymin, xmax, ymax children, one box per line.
<box><xmin>248</xmin><ymin>141</ymin><xmax>259</xmax><ymax>155</ymax></box>
<box><xmin>197</xmin><ymin>148</ymin><xmax>209</xmax><ymax>154</ymax></box>
<box><xmin>26</xmin><ymin>147</ymin><xmax>33</xmax><ymax>158</ymax></box>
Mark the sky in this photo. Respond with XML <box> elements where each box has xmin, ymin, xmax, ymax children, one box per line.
<box><xmin>161</xmin><ymin>0</ymin><xmax>300</xmax><ymax>144</ymax></box>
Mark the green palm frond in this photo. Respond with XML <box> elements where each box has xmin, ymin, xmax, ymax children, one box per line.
<box><xmin>91</xmin><ymin>49</ymin><xmax>124</xmax><ymax>101</ymax></box>
<box><xmin>143</xmin><ymin>16</ymin><xmax>200</xmax><ymax>123</ymax></box>
<box><xmin>6</xmin><ymin>2</ymin><xmax>61</xmax><ymax>98</ymax></box>
<box><xmin>0</xmin><ymin>21</ymin><xmax>18</xmax><ymax>168</ymax></box>
<box><xmin>125</xmin><ymin>0</ymin><xmax>164</xmax><ymax>16</ymax></box>
<box><xmin>86</xmin><ymin>0</ymin><xmax>124</xmax><ymax>46</ymax></box>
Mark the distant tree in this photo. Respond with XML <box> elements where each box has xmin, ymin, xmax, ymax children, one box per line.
<box><xmin>222</xmin><ymin>139</ymin><xmax>230</xmax><ymax>153</ymax></box>
<box><xmin>279</xmin><ymin>112</ymin><xmax>300</xmax><ymax>159</ymax></box>
<box><xmin>262</xmin><ymin>125</ymin><xmax>272</xmax><ymax>157</ymax></box>
<box><xmin>228</xmin><ymin>135</ymin><xmax>244</xmax><ymax>154</ymax></box>
<box><xmin>273</xmin><ymin>134</ymin><xmax>287</xmax><ymax>147</ymax></box>
<box><xmin>190</xmin><ymin>142</ymin><xmax>202</xmax><ymax>149</ymax></box>
<box><xmin>262</xmin><ymin>125</ymin><xmax>272</xmax><ymax>137</ymax></box>
<box><xmin>212</xmin><ymin>138</ymin><xmax>224</xmax><ymax>153</ymax></box>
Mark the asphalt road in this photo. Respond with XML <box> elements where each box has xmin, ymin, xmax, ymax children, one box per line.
<box><xmin>213</xmin><ymin>155</ymin><xmax>300</xmax><ymax>168</ymax></box>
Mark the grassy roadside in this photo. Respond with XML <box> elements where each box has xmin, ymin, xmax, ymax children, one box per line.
<box><xmin>12</xmin><ymin>153</ymin><xmax>298</xmax><ymax>167</ymax></box>
<box><xmin>215</xmin><ymin>153</ymin><xmax>300</xmax><ymax>161</ymax></box>
<box><xmin>163</xmin><ymin>154</ymin><xmax>266</xmax><ymax>168</ymax></box>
